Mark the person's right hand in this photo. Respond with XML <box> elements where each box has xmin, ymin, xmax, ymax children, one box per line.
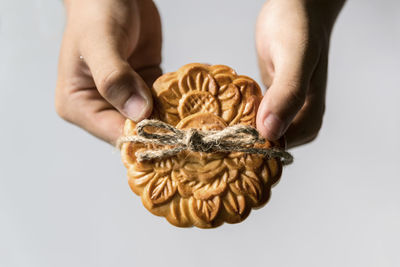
<box><xmin>55</xmin><ymin>0</ymin><xmax>162</xmax><ymax>145</ymax></box>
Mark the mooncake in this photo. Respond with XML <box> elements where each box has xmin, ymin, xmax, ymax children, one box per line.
<box><xmin>120</xmin><ymin>63</ymin><xmax>284</xmax><ymax>228</ymax></box>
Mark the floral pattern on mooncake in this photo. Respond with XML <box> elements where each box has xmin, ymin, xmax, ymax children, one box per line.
<box><xmin>121</xmin><ymin>64</ymin><xmax>283</xmax><ymax>228</ymax></box>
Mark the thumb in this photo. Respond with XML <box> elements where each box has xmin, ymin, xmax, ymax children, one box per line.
<box><xmin>256</xmin><ymin>53</ymin><xmax>316</xmax><ymax>141</ymax></box>
<box><xmin>81</xmin><ymin>38</ymin><xmax>153</xmax><ymax>122</ymax></box>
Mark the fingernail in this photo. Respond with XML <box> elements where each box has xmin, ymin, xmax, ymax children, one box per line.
<box><xmin>263</xmin><ymin>113</ymin><xmax>285</xmax><ymax>140</ymax></box>
<box><xmin>123</xmin><ymin>93</ymin><xmax>149</xmax><ymax>121</ymax></box>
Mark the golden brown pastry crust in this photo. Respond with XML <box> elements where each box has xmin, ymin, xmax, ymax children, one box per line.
<box><xmin>121</xmin><ymin>63</ymin><xmax>283</xmax><ymax>228</ymax></box>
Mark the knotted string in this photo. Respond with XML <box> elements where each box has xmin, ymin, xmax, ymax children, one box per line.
<box><xmin>117</xmin><ymin>119</ymin><xmax>293</xmax><ymax>165</ymax></box>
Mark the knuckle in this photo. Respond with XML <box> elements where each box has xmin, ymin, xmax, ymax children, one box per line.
<box><xmin>55</xmin><ymin>87</ymin><xmax>73</xmax><ymax>122</ymax></box>
<box><xmin>304</xmin><ymin>115</ymin><xmax>324</xmax><ymax>144</ymax></box>
<box><xmin>306</xmin><ymin>128</ymin><xmax>320</xmax><ymax>143</ymax></box>
<box><xmin>98</xmin><ymin>67</ymin><xmax>132</xmax><ymax>101</ymax></box>
<box><xmin>285</xmin><ymin>85</ymin><xmax>306</xmax><ymax>108</ymax></box>
<box><xmin>303</xmin><ymin>133</ymin><xmax>318</xmax><ymax>145</ymax></box>
<box><xmin>55</xmin><ymin>99</ymin><xmax>70</xmax><ymax>122</ymax></box>
<box><xmin>287</xmin><ymin>103</ymin><xmax>325</xmax><ymax>148</ymax></box>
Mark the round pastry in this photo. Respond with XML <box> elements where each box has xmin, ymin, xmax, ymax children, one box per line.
<box><xmin>120</xmin><ymin>63</ymin><xmax>283</xmax><ymax>228</ymax></box>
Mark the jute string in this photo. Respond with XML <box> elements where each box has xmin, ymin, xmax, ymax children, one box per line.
<box><xmin>117</xmin><ymin>119</ymin><xmax>293</xmax><ymax>165</ymax></box>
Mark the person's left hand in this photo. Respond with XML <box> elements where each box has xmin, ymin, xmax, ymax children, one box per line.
<box><xmin>255</xmin><ymin>0</ymin><xmax>344</xmax><ymax>148</ymax></box>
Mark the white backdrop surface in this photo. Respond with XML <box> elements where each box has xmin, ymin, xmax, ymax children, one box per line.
<box><xmin>1</xmin><ymin>0</ymin><xmax>399</xmax><ymax>266</ymax></box>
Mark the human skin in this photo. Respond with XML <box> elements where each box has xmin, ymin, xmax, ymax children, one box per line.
<box><xmin>56</xmin><ymin>0</ymin><xmax>345</xmax><ymax>148</ymax></box>
<box><xmin>256</xmin><ymin>0</ymin><xmax>345</xmax><ymax>148</ymax></box>
<box><xmin>56</xmin><ymin>0</ymin><xmax>161</xmax><ymax>144</ymax></box>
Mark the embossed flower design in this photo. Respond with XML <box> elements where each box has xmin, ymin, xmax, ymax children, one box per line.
<box><xmin>121</xmin><ymin>64</ymin><xmax>282</xmax><ymax>228</ymax></box>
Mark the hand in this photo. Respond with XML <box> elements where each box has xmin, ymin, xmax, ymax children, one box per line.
<box><xmin>55</xmin><ymin>0</ymin><xmax>162</xmax><ymax>144</ymax></box>
<box><xmin>255</xmin><ymin>0</ymin><xmax>345</xmax><ymax>148</ymax></box>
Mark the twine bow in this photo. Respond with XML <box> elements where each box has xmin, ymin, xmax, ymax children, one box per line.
<box><xmin>117</xmin><ymin>119</ymin><xmax>293</xmax><ymax>165</ymax></box>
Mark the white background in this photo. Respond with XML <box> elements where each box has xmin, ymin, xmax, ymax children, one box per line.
<box><xmin>1</xmin><ymin>0</ymin><xmax>400</xmax><ymax>266</ymax></box>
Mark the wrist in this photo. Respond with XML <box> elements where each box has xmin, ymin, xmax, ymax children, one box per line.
<box><xmin>304</xmin><ymin>0</ymin><xmax>346</xmax><ymax>31</ymax></box>
<box><xmin>267</xmin><ymin>0</ymin><xmax>345</xmax><ymax>34</ymax></box>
